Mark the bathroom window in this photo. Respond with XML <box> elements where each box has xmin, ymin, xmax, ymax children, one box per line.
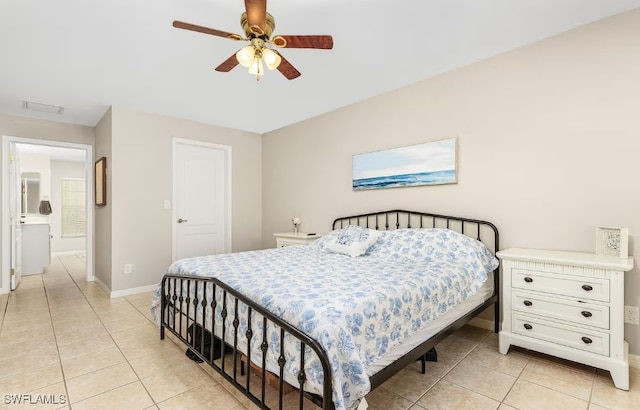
<box><xmin>61</xmin><ymin>178</ymin><xmax>86</xmax><ymax>237</ymax></box>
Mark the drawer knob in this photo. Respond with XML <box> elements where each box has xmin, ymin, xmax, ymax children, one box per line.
<box><xmin>581</xmin><ymin>311</ymin><xmax>592</xmax><ymax>318</ymax></box>
<box><xmin>581</xmin><ymin>284</ymin><xmax>593</xmax><ymax>291</ymax></box>
<box><xmin>524</xmin><ymin>277</ymin><xmax>534</xmax><ymax>283</ymax></box>
<box><xmin>523</xmin><ymin>323</ymin><xmax>533</xmax><ymax>330</ymax></box>
<box><xmin>581</xmin><ymin>337</ymin><xmax>593</xmax><ymax>344</ymax></box>
<box><xmin>523</xmin><ymin>300</ymin><xmax>533</xmax><ymax>307</ymax></box>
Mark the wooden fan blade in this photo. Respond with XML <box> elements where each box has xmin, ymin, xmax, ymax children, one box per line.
<box><xmin>244</xmin><ymin>0</ymin><xmax>267</xmax><ymax>31</ymax></box>
<box><xmin>215</xmin><ymin>53</ymin><xmax>240</xmax><ymax>72</ymax></box>
<box><xmin>173</xmin><ymin>20</ymin><xmax>240</xmax><ymax>39</ymax></box>
<box><xmin>276</xmin><ymin>35</ymin><xmax>333</xmax><ymax>49</ymax></box>
<box><xmin>276</xmin><ymin>53</ymin><xmax>301</xmax><ymax>80</ymax></box>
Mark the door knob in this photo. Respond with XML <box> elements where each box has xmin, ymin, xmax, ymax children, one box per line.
<box><xmin>177</xmin><ymin>218</ymin><xmax>188</xmax><ymax>223</ymax></box>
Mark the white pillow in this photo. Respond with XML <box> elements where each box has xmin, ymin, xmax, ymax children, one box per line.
<box><xmin>318</xmin><ymin>225</ymin><xmax>383</xmax><ymax>257</ymax></box>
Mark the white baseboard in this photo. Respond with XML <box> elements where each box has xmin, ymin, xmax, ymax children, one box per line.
<box><xmin>93</xmin><ymin>277</ymin><xmax>156</xmax><ymax>298</ymax></box>
<box><xmin>94</xmin><ymin>277</ymin><xmax>111</xmax><ymax>296</ymax></box>
<box><xmin>109</xmin><ymin>284</ymin><xmax>158</xmax><ymax>298</ymax></box>
<box><xmin>467</xmin><ymin>318</ymin><xmax>640</xmax><ymax>370</ymax></box>
<box><xmin>52</xmin><ymin>250</ymin><xmax>85</xmax><ymax>256</ymax></box>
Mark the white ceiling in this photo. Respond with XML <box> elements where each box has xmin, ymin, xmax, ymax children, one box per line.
<box><xmin>1</xmin><ymin>0</ymin><xmax>639</xmax><ymax>134</ymax></box>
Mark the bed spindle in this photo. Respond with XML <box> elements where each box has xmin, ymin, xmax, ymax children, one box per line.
<box><xmin>278</xmin><ymin>328</ymin><xmax>286</xmax><ymax>408</ymax></box>
<box><xmin>245</xmin><ymin>307</ymin><xmax>253</xmax><ymax>392</ymax></box>
<box><xmin>261</xmin><ymin>316</ymin><xmax>268</xmax><ymax>405</ymax></box>
<box><xmin>178</xmin><ymin>279</ymin><xmax>184</xmax><ymax>337</ymax></box>
<box><xmin>232</xmin><ymin>298</ymin><xmax>240</xmax><ymax>381</ymax></box>
<box><xmin>221</xmin><ymin>290</ymin><xmax>228</xmax><ymax>372</ymax></box>
<box><xmin>298</xmin><ymin>343</ymin><xmax>307</xmax><ymax>409</ymax></box>
<box><xmin>210</xmin><ymin>284</ymin><xmax>217</xmax><ymax>363</ymax></box>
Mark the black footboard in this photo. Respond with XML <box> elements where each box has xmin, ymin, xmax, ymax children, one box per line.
<box><xmin>160</xmin><ymin>275</ymin><xmax>334</xmax><ymax>410</ymax></box>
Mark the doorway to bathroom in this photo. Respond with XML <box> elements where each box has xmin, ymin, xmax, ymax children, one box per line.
<box><xmin>1</xmin><ymin>135</ymin><xmax>94</xmax><ymax>293</ymax></box>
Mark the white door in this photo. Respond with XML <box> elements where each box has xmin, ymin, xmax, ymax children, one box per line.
<box><xmin>173</xmin><ymin>139</ymin><xmax>231</xmax><ymax>261</ymax></box>
<box><xmin>9</xmin><ymin>142</ymin><xmax>22</xmax><ymax>289</ymax></box>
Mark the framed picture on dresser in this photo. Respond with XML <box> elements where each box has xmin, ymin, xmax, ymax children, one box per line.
<box><xmin>595</xmin><ymin>226</ymin><xmax>628</xmax><ymax>258</ymax></box>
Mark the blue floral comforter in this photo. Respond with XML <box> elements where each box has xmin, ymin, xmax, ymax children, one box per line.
<box><xmin>151</xmin><ymin>228</ymin><xmax>498</xmax><ymax>410</ymax></box>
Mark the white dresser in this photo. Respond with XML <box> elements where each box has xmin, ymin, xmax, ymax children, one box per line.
<box><xmin>273</xmin><ymin>232</ymin><xmax>323</xmax><ymax>248</ymax></box>
<box><xmin>497</xmin><ymin>247</ymin><xmax>634</xmax><ymax>390</ymax></box>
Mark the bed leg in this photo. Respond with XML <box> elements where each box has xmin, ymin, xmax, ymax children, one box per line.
<box><xmin>494</xmin><ymin>302</ymin><xmax>500</xmax><ymax>333</ymax></box>
<box><xmin>160</xmin><ymin>325</ymin><xmax>165</xmax><ymax>340</ymax></box>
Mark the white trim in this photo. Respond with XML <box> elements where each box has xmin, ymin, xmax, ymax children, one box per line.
<box><xmin>1</xmin><ymin>135</ymin><xmax>94</xmax><ymax>295</ymax></box>
<box><xmin>94</xmin><ymin>276</ymin><xmax>111</xmax><ymax>296</ymax></box>
<box><xmin>171</xmin><ymin>137</ymin><xmax>232</xmax><ymax>262</ymax></box>
<box><xmin>109</xmin><ymin>284</ymin><xmax>158</xmax><ymax>298</ymax></box>
<box><xmin>52</xmin><ymin>250</ymin><xmax>85</xmax><ymax>256</ymax></box>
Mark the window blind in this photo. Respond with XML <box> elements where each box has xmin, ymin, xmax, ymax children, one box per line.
<box><xmin>61</xmin><ymin>178</ymin><xmax>86</xmax><ymax>237</ymax></box>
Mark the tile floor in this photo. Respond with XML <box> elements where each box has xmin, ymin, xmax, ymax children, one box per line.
<box><xmin>0</xmin><ymin>254</ymin><xmax>639</xmax><ymax>409</ymax></box>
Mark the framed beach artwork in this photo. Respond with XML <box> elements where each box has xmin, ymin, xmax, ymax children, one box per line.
<box><xmin>353</xmin><ymin>137</ymin><xmax>457</xmax><ymax>190</ymax></box>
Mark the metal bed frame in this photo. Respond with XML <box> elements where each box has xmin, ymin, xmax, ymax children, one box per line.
<box><xmin>160</xmin><ymin>209</ymin><xmax>499</xmax><ymax>410</ymax></box>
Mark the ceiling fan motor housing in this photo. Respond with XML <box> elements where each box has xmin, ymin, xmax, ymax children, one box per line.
<box><xmin>240</xmin><ymin>12</ymin><xmax>275</xmax><ymax>38</ymax></box>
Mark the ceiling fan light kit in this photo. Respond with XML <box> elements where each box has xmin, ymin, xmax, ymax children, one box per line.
<box><xmin>173</xmin><ymin>0</ymin><xmax>333</xmax><ymax>81</ymax></box>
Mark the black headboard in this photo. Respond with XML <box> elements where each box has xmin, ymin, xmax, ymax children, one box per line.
<box><xmin>332</xmin><ymin>209</ymin><xmax>499</xmax><ymax>254</ymax></box>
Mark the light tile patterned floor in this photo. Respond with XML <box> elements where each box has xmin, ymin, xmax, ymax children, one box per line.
<box><xmin>0</xmin><ymin>254</ymin><xmax>639</xmax><ymax>409</ymax></box>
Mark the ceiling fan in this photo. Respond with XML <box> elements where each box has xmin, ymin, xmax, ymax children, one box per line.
<box><xmin>173</xmin><ymin>0</ymin><xmax>334</xmax><ymax>80</ymax></box>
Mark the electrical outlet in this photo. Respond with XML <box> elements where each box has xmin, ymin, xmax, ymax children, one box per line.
<box><xmin>124</xmin><ymin>264</ymin><xmax>133</xmax><ymax>274</ymax></box>
<box><xmin>625</xmin><ymin>305</ymin><xmax>639</xmax><ymax>325</ymax></box>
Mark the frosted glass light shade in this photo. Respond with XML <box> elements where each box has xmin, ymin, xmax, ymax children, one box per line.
<box><xmin>248</xmin><ymin>58</ymin><xmax>264</xmax><ymax>76</ymax></box>
<box><xmin>236</xmin><ymin>45</ymin><xmax>255</xmax><ymax>68</ymax></box>
<box><xmin>262</xmin><ymin>48</ymin><xmax>281</xmax><ymax>70</ymax></box>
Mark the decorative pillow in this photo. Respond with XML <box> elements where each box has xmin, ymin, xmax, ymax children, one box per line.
<box><xmin>314</xmin><ymin>225</ymin><xmax>383</xmax><ymax>257</ymax></box>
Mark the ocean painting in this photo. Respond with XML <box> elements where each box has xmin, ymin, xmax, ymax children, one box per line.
<box><xmin>353</xmin><ymin>137</ymin><xmax>457</xmax><ymax>190</ymax></box>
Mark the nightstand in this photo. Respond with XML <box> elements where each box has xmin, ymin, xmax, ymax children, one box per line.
<box><xmin>273</xmin><ymin>232</ymin><xmax>324</xmax><ymax>248</ymax></box>
<box><xmin>497</xmin><ymin>247</ymin><xmax>634</xmax><ymax>390</ymax></box>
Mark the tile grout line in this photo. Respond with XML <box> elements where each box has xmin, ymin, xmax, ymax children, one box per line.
<box><xmin>58</xmin><ymin>254</ymin><xmax>154</xmax><ymax>405</ymax></box>
<box><xmin>57</xmin><ymin>253</ymin><xmax>198</xmax><ymax>407</ymax></box>
<box><xmin>42</xmin><ymin>259</ymin><xmax>73</xmax><ymax>409</ymax></box>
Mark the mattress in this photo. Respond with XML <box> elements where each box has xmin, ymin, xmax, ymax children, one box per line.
<box><xmin>152</xmin><ymin>227</ymin><xmax>498</xmax><ymax>410</ymax></box>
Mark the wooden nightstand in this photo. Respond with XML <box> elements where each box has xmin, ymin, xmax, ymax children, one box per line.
<box><xmin>273</xmin><ymin>232</ymin><xmax>324</xmax><ymax>248</ymax></box>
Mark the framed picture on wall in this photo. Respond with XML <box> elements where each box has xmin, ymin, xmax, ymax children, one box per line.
<box><xmin>595</xmin><ymin>226</ymin><xmax>628</xmax><ymax>258</ymax></box>
<box><xmin>95</xmin><ymin>157</ymin><xmax>107</xmax><ymax>206</ymax></box>
<box><xmin>352</xmin><ymin>137</ymin><xmax>457</xmax><ymax>190</ymax></box>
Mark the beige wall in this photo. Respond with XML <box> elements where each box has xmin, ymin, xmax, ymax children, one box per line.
<box><xmin>0</xmin><ymin>114</ymin><xmax>94</xmax><ymax>290</ymax></box>
<box><xmin>105</xmin><ymin>107</ymin><xmax>262</xmax><ymax>292</ymax></box>
<box><xmin>262</xmin><ymin>9</ymin><xmax>640</xmax><ymax>353</ymax></box>
<box><xmin>94</xmin><ymin>108</ymin><xmax>112</xmax><ymax>288</ymax></box>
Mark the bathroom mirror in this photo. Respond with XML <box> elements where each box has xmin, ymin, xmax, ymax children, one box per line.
<box><xmin>21</xmin><ymin>172</ymin><xmax>40</xmax><ymax>214</ymax></box>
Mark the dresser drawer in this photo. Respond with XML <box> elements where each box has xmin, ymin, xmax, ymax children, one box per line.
<box><xmin>512</xmin><ymin>269</ymin><xmax>609</xmax><ymax>302</ymax></box>
<box><xmin>512</xmin><ymin>314</ymin><xmax>609</xmax><ymax>356</ymax></box>
<box><xmin>512</xmin><ymin>291</ymin><xmax>609</xmax><ymax>329</ymax></box>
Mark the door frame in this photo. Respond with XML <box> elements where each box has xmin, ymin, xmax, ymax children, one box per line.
<box><xmin>1</xmin><ymin>135</ymin><xmax>94</xmax><ymax>294</ymax></box>
<box><xmin>172</xmin><ymin>137</ymin><xmax>232</xmax><ymax>262</ymax></box>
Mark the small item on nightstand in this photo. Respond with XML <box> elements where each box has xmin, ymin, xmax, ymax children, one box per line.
<box><xmin>292</xmin><ymin>217</ymin><xmax>301</xmax><ymax>234</ymax></box>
